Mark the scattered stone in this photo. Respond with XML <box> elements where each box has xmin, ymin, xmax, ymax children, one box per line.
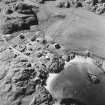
<box><xmin>88</xmin><ymin>74</ymin><xmax>100</xmax><ymax>84</ymax></box>
<box><xmin>6</xmin><ymin>9</ymin><xmax>13</xmax><ymax>14</ymax></box>
<box><xmin>36</xmin><ymin>37</ymin><xmax>45</xmax><ymax>44</ymax></box>
<box><xmin>19</xmin><ymin>34</ymin><xmax>25</xmax><ymax>39</ymax></box>
<box><xmin>31</xmin><ymin>36</ymin><xmax>36</xmax><ymax>41</ymax></box>
<box><xmin>37</xmin><ymin>52</ymin><xmax>43</xmax><ymax>58</ymax></box>
<box><xmin>54</xmin><ymin>43</ymin><xmax>61</xmax><ymax>49</ymax></box>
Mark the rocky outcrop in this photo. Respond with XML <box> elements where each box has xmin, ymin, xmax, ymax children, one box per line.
<box><xmin>0</xmin><ymin>55</ymin><xmax>53</xmax><ymax>105</ymax></box>
<box><xmin>55</xmin><ymin>0</ymin><xmax>105</xmax><ymax>14</ymax></box>
<box><xmin>55</xmin><ymin>0</ymin><xmax>82</xmax><ymax>8</ymax></box>
<box><xmin>0</xmin><ymin>29</ymin><xmax>66</xmax><ymax>105</ymax></box>
<box><xmin>81</xmin><ymin>0</ymin><xmax>105</xmax><ymax>14</ymax></box>
<box><xmin>0</xmin><ymin>2</ymin><xmax>39</xmax><ymax>34</ymax></box>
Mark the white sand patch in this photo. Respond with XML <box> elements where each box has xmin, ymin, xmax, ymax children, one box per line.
<box><xmin>45</xmin><ymin>56</ymin><xmax>95</xmax><ymax>93</ymax></box>
<box><xmin>45</xmin><ymin>73</ymin><xmax>59</xmax><ymax>92</ymax></box>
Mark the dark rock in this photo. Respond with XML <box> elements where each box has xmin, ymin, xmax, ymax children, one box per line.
<box><xmin>19</xmin><ymin>9</ymin><xmax>34</xmax><ymax>14</ymax></box>
<box><xmin>25</xmin><ymin>52</ymin><xmax>31</xmax><ymax>56</ymax></box>
<box><xmin>61</xmin><ymin>98</ymin><xmax>84</xmax><ymax>105</ymax></box>
<box><xmin>49</xmin><ymin>56</ymin><xmax>65</xmax><ymax>73</ymax></box>
<box><xmin>75</xmin><ymin>1</ymin><xmax>83</xmax><ymax>8</ymax></box>
<box><xmin>1</xmin><ymin>18</ymin><xmax>30</xmax><ymax>34</ymax></box>
<box><xmin>54</xmin><ymin>43</ymin><xmax>61</xmax><ymax>49</ymax></box>
<box><xmin>19</xmin><ymin>34</ymin><xmax>25</xmax><ymax>39</ymax></box>
<box><xmin>6</xmin><ymin>9</ymin><xmax>13</xmax><ymax>14</ymax></box>
<box><xmin>25</xmin><ymin>16</ymin><xmax>38</xmax><ymax>26</ymax></box>
<box><xmin>36</xmin><ymin>37</ymin><xmax>46</xmax><ymax>44</ymax></box>
<box><xmin>0</xmin><ymin>2</ymin><xmax>39</xmax><ymax>34</ymax></box>
<box><xmin>26</xmin><ymin>63</ymin><xmax>31</xmax><ymax>67</ymax></box>
<box><xmin>31</xmin><ymin>36</ymin><xmax>36</xmax><ymax>41</ymax></box>
<box><xmin>37</xmin><ymin>52</ymin><xmax>43</xmax><ymax>58</ymax></box>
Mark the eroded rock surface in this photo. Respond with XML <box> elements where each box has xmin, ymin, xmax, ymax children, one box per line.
<box><xmin>0</xmin><ymin>1</ymin><xmax>38</xmax><ymax>34</ymax></box>
<box><xmin>0</xmin><ymin>28</ymin><xmax>66</xmax><ymax>105</ymax></box>
<box><xmin>0</xmin><ymin>0</ymin><xmax>105</xmax><ymax>105</ymax></box>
